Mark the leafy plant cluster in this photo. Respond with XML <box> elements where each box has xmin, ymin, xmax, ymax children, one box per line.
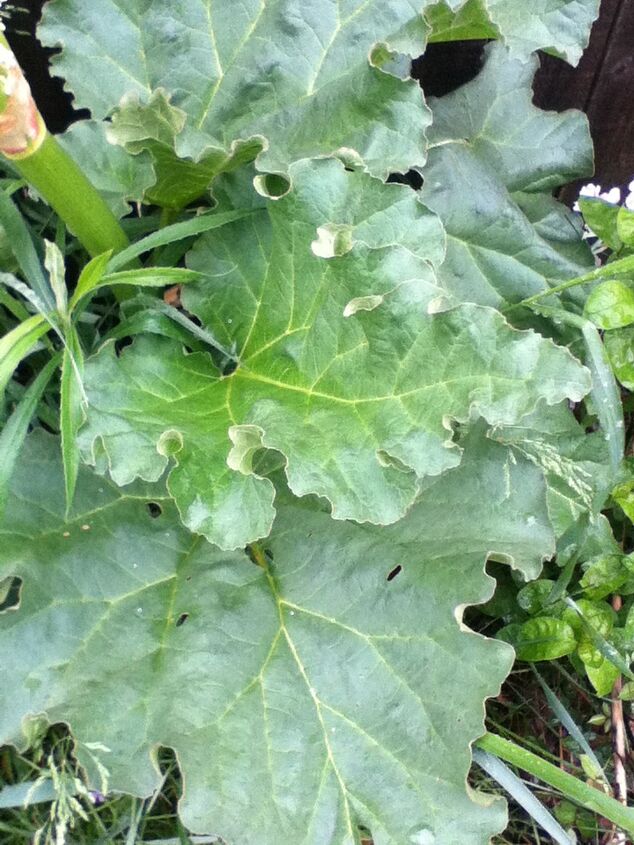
<box><xmin>1</xmin><ymin>0</ymin><xmax>634</xmax><ymax>842</ymax></box>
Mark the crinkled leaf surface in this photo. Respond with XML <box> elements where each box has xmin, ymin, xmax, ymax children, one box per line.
<box><xmin>491</xmin><ymin>400</ymin><xmax>611</xmax><ymax>537</ymax></box>
<box><xmin>39</xmin><ymin>0</ymin><xmax>432</xmax><ymax>189</ymax></box>
<box><xmin>0</xmin><ymin>429</ymin><xmax>557</xmax><ymax>843</ymax></box>
<box><xmin>57</xmin><ymin>120</ymin><xmax>156</xmax><ymax>218</ymax></box>
<box><xmin>426</xmin><ymin>0</ymin><xmax>600</xmax><ymax>64</ymax></box>
<box><xmin>420</xmin><ymin>44</ymin><xmax>594</xmax><ymax>307</ymax></box>
<box><xmin>78</xmin><ymin>160</ymin><xmax>590</xmax><ymax>549</ymax></box>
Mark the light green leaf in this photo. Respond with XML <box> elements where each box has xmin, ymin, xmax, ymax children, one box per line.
<box><xmin>585</xmin><ymin>280</ymin><xmax>634</xmax><ymax>330</ymax></box>
<box><xmin>585</xmin><ymin>659</ymin><xmax>619</xmax><ymax>697</ymax></box>
<box><xmin>39</xmin><ymin>0</ymin><xmax>432</xmax><ymax>191</ymax></box>
<box><xmin>605</xmin><ymin>327</ymin><xmax>634</xmax><ymax>390</ymax></box>
<box><xmin>564</xmin><ymin>598</ymin><xmax>632</xmax><ymax>682</ymax></box>
<box><xmin>580</xmin><ymin>555</ymin><xmax>631</xmax><ymax>601</ymax></box>
<box><xmin>517</xmin><ymin>579</ymin><xmax>558</xmax><ymax>615</ymax></box>
<box><xmin>617</xmin><ymin>206</ymin><xmax>634</xmax><ymax>247</ymax></box>
<box><xmin>421</xmin><ymin>44</ymin><xmax>594</xmax><ymax>308</ymax></box>
<box><xmin>0</xmin><ymin>427</ymin><xmax>560</xmax><ymax>843</ymax></box>
<box><xmin>499</xmin><ymin>617</ymin><xmax>577</xmax><ymax>661</ymax></box>
<box><xmin>426</xmin><ymin>0</ymin><xmax>499</xmax><ymax>43</ymax></box>
<box><xmin>578</xmin><ymin>198</ymin><xmax>621</xmax><ymax>251</ymax></box>
<box><xmin>79</xmin><ymin>161</ymin><xmax>589</xmax><ymax>549</ymax></box>
<box><xmin>0</xmin><ymin>314</ymin><xmax>49</xmax><ymax>395</ymax></box>
<box><xmin>68</xmin><ymin>251</ymin><xmax>112</xmax><ymax>312</ymax></box>
<box><xmin>612</xmin><ymin>458</ymin><xmax>634</xmax><ymax>523</ymax></box>
<box><xmin>58</xmin><ymin>120</ymin><xmax>156</xmax><ymax>219</ymax></box>
<box><xmin>426</xmin><ymin>0</ymin><xmax>600</xmax><ymax>64</ymax></box>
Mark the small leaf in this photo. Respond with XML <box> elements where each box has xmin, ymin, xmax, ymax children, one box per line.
<box><xmin>580</xmin><ymin>555</ymin><xmax>630</xmax><ymax>600</ymax></box>
<box><xmin>564</xmin><ymin>598</ymin><xmax>633</xmax><ymax>682</ymax></box>
<box><xmin>585</xmin><ymin>280</ymin><xmax>634</xmax><ymax>330</ymax></box>
<box><xmin>578</xmin><ymin>198</ymin><xmax>621</xmax><ymax>250</ymax></box>
<box><xmin>517</xmin><ymin>579</ymin><xmax>557</xmax><ymax>615</ymax></box>
<box><xmin>605</xmin><ymin>327</ymin><xmax>634</xmax><ymax>391</ymax></box>
<box><xmin>617</xmin><ymin>206</ymin><xmax>634</xmax><ymax>247</ymax></box>
<box><xmin>499</xmin><ymin>617</ymin><xmax>577</xmax><ymax>661</ymax></box>
<box><xmin>585</xmin><ymin>658</ymin><xmax>620</xmax><ymax>697</ymax></box>
<box><xmin>619</xmin><ymin>681</ymin><xmax>634</xmax><ymax>701</ymax></box>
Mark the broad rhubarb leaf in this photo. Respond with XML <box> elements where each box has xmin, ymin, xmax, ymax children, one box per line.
<box><xmin>420</xmin><ymin>44</ymin><xmax>594</xmax><ymax>307</ymax></box>
<box><xmin>426</xmin><ymin>0</ymin><xmax>600</xmax><ymax>64</ymax></box>
<box><xmin>491</xmin><ymin>401</ymin><xmax>611</xmax><ymax>537</ymax></box>
<box><xmin>0</xmin><ymin>429</ymin><xmax>557</xmax><ymax>843</ymax></box>
<box><xmin>78</xmin><ymin>160</ymin><xmax>590</xmax><ymax>549</ymax></box>
<box><xmin>58</xmin><ymin>120</ymin><xmax>156</xmax><ymax>218</ymax></box>
<box><xmin>39</xmin><ymin>0</ymin><xmax>432</xmax><ymax>198</ymax></box>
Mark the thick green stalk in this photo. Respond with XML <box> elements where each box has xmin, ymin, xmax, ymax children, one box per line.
<box><xmin>475</xmin><ymin>732</ymin><xmax>634</xmax><ymax>835</ymax></box>
<box><xmin>12</xmin><ymin>133</ymin><xmax>129</xmax><ymax>257</ymax></box>
<box><xmin>0</xmin><ymin>34</ymin><xmax>128</xmax><ymax>258</ymax></box>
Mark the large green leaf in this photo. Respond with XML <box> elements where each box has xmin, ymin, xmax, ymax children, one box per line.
<box><xmin>0</xmin><ymin>429</ymin><xmax>557</xmax><ymax>843</ymax></box>
<box><xmin>426</xmin><ymin>0</ymin><xmax>600</xmax><ymax>64</ymax></box>
<box><xmin>39</xmin><ymin>0</ymin><xmax>432</xmax><ymax>196</ymax></box>
<box><xmin>57</xmin><ymin>120</ymin><xmax>156</xmax><ymax>219</ymax></box>
<box><xmin>491</xmin><ymin>401</ymin><xmax>611</xmax><ymax>537</ymax></box>
<box><xmin>78</xmin><ymin>160</ymin><xmax>589</xmax><ymax>549</ymax></box>
<box><xmin>420</xmin><ymin>44</ymin><xmax>594</xmax><ymax>307</ymax></box>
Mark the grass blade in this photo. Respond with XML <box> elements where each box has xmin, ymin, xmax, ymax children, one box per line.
<box><xmin>60</xmin><ymin>326</ymin><xmax>85</xmax><ymax>515</ymax></box>
<box><xmin>0</xmin><ymin>188</ymin><xmax>54</xmax><ymax>310</ymax></box>
<box><xmin>533</xmin><ymin>667</ymin><xmax>606</xmax><ymax>782</ymax></box>
<box><xmin>0</xmin><ymin>354</ymin><xmax>60</xmax><ymax>518</ymax></box>
<box><xmin>0</xmin><ymin>314</ymin><xmax>49</xmax><ymax>394</ymax></box>
<box><xmin>477</xmin><ymin>732</ymin><xmax>634</xmax><ymax>835</ymax></box>
<box><xmin>473</xmin><ymin>747</ymin><xmax>574</xmax><ymax>845</ymax></box>
<box><xmin>70</xmin><ymin>267</ymin><xmax>201</xmax><ymax>311</ymax></box>
<box><xmin>107</xmin><ymin>209</ymin><xmax>254</xmax><ymax>272</ymax></box>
